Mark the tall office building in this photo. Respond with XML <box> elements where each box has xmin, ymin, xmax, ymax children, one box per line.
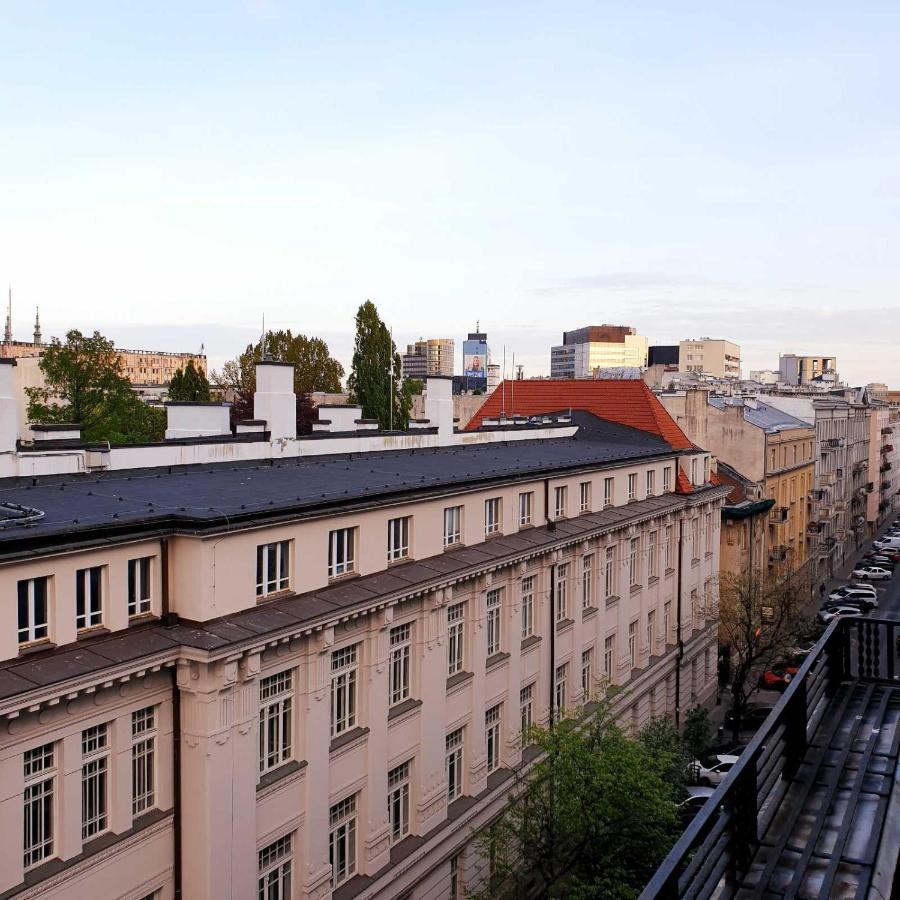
<box><xmin>462</xmin><ymin>327</ymin><xmax>489</xmax><ymax>392</ymax></box>
<box><xmin>550</xmin><ymin>325</ymin><xmax>648</xmax><ymax>378</ymax></box>
<box><xmin>401</xmin><ymin>339</ymin><xmax>455</xmax><ymax>380</ymax></box>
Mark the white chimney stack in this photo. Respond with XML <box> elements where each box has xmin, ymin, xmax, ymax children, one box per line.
<box><xmin>254</xmin><ymin>361</ymin><xmax>297</xmax><ymax>440</ymax></box>
<box><xmin>424</xmin><ymin>376</ymin><xmax>454</xmax><ymax>440</ymax></box>
<box><xmin>165</xmin><ymin>402</ymin><xmax>232</xmax><ymax>440</ymax></box>
<box><xmin>0</xmin><ymin>359</ymin><xmax>17</xmax><ymax>452</ymax></box>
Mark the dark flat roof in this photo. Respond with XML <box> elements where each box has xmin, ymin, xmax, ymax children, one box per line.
<box><xmin>0</xmin><ymin>414</ymin><xmax>677</xmax><ymax>555</ymax></box>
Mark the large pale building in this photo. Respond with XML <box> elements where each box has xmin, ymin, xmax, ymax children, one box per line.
<box><xmin>401</xmin><ymin>338</ymin><xmax>455</xmax><ymax>380</ymax></box>
<box><xmin>678</xmin><ymin>339</ymin><xmax>741</xmax><ymax>379</ymax></box>
<box><xmin>0</xmin><ymin>365</ymin><xmax>724</xmax><ymax>899</ymax></box>
<box><xmin>778</xmin><ymin>354</ymin><xmax>838</xmax><ymax>387</ymax></box>
<box><xmin>550</xmin><ymin>325</ymin><xmax>648</xmax><ymax>378</ymax></box>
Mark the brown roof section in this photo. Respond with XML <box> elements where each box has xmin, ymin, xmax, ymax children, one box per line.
<box><xmin>465</xmin><ymin>380</ymin><xmax>693</xmax><ymax>450</ymax></box>
<box><xmin>675</xmin><ymin>468</ymin><xmax>694</xmax><ymax>494</ymax></box>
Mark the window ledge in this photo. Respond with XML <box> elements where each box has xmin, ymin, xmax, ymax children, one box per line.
<box><xmin>647</xmin><ymin>576</ymin><xmax>660</xmax><ymax>586</ymax></box>
<box><xmin>518</xmin><ymin>522</ymin><xmax>534</xmax><ymax>530</ymax></box>
<box><xmin>555</xmin><ymin>617</ymin><xmax>574</xmax><ymax>633</ymax></box>
<box><xmin>665</xmin><ymin>567</ymin><xmax>675</xmax><ymax>577</ymax></box>
<box><xmin>76</xmin><ymin>626</ymin><xmax>110</xmax><ymax>641</ymax></box>
<box><xmin>486</xmin><ymin>651</ymin><xmax>511</xmax><ymax>670</ymax></box>
<box><xmin>327</xmin><ymin>571</ymin><xmax>360</xmax><ymax>584</ymax></box>
<box><xmin>329</xmin><ymin>725</ymin><xmax>369</xmax><ymax>755</ymax></box>
<box><xmin>387</xmin><ymin>556</ymin><xmax>413</xmax><ymax>567</ymax></box>
<box><xmin>629</xmin><ymin>583</ymin><xmax>642</xmax><ymax>595</ymax></box>
<box><xmin>442</xmin><ymin>541</ymin><xmax>464</xmax><ymax>552</ymax></box>
<box><xmin>388</xmin><ymin>697</ymin><xmax>422</xmax><ymax>722</ymax></box>
<box><xmin>446</xmin><ymin>671</ymin><xmax>474</xmax><ymax>692</ymax></box>
<box><xmin>127</xmin><ymin>612</ymin><xmax>158</xmax><ymax>624</ymax></box>
<box><xmin>257</xmin><ymin>759</ymin><xmax>307</xmax><ymax>792</ymax></box>
<box><xmin>17</xmin><ymin>639</ymin><xmax>56</xmax><ymax>657</ymax></box>
<box><xmin>520</xmin><ymin>634</ymin><xmax>542</xmax><ymax>652</ymax></box>
<box><xmin>581</xmin><ymin>605</ymin><xmax>599</xmax><ymax>620</ymax></box>
<box><xmin>605</xmin><ymin>594</ymin><xmax>620</xmax><ymax>608</ymax></box>
<box><xmin>484</xmin><ymin>531</ymin><xmax>505</xmax><ymax>540</ymax></box>
<box><xmin>691</xmin><ymin>558</ymin><xmax>700</xmax><ymax>567</ymax></box>
<box><xmin>256</xmin><ymin>588</ymin><xmax>293</xmax><ymax>603</ymax></box>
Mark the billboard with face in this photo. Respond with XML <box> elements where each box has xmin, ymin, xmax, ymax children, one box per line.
<box><xmin>463</xmin><ymin>339</ymin><xmax>488</xmax><ymax>380</ymax></box>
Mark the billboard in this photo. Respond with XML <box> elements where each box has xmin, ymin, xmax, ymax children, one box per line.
<box><xmin>463</xmin><ymin>338</ymin><xmax>488</xmax><ymax>382</ymax></box>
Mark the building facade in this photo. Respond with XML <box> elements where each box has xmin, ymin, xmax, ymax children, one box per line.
<box><xmin>0</xmin><ymin>370</ymin><xmax>724</xmax><ymax>900</ymax></box>
<box><xmin>401</xmin><ymin>339</ymin><xmax>455</xmax><ymax>380</ymax></box>
<box><xmin>550</xmin><ymin>325</ymin><xmax>649</xmax><ymax>379</ymax></box>
<box><xmin>461</xmin><ymin>330</ymin><xmax>489</xmax><ymax>393</ymax></box>
<box><xmin>678</xmin><ymin>339</ymin><xmax>741</xmax><ymax>379</ymax></box>
<box><xmin>778</xmin><ymin>355</ymin><xmax>838</xmax><ymax>387</ymax></box>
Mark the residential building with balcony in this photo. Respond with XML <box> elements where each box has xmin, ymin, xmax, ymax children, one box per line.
<box><xmin>549</xmin><ymin>325</ymin><xmax>649</xmax><ymax>378</ymax></box>
<box><xmin>678</xmin><ymin>338</ymin><xmax>741</xmax><ymax>379</ymax></box>
<box><xmin>778</xmin><ymin>354</ymin><xmax>838</xmax><ymax>388</ymax></box>
<box><xmin>0</xmin><ymin>367</ymin><xmax>725</xmax><ymax>900</ymax></box>
<box><xmin>867</xmin><ymin>402</ymin><xmax>900</xmax><ymax>532</ymax></box>
<box><xmin>715</xmin><ymin>462</ymin><xmax>773</xmax><ymax>580</ymax></box>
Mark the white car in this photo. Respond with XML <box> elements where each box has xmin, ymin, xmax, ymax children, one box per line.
<box><xmin>690</xmin><ymin>754</ymin><xmax>739</xmax><ymax>786</ymax></box>
<box><xmin>872</xmin><ymin>540</ymin><xmax>900</xmax><ymax>552</ymax></box>
<box><xmin>818</xmin><ymin>604</ymin><xmax>866</xmax><ymax>623</ymax></box>
<box><xmin>851</xmin><ymin>566</ymin><xmax>892</xmax><ymax>580</ymax></box>
<box><xmin>827</xmin><ymin>587</ymin><xmax>878</xmax><ymax>608</ymax></box>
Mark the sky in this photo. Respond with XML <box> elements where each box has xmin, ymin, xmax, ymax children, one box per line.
<box><xmin>1</xmin><ymin>1</ymin><xmax>899</xmax><ymax>386</ymax></box>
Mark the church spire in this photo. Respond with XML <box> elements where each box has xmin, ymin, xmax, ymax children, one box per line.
<box><xmin>33</xmin><ymin>306</ymin><xmax>42</xmax><ymax>345</ymax></box>
<box><xmin>3</xmin><ymin>287</ymin><xmax>11</xmax><ymax>344</ymax></box>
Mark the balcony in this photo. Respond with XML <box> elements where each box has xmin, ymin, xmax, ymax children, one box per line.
<box><xmin>882</xmin><ymin>444</ymin><xmax>894</xmax><ymax>453</ymax></box>
<box><xmin>641</xmin><ymin>617</ymin><xmax>900</xmax><ymax>900</ymax></box>
<box><xmin>768</xmin><ymin>546</ymin><xmax>788</xmax><ymax>562</ymax></box>
<box><xmin>769</xmin><ymin>506</ymin><xmax>789</xmax><ymax>523</ymax></box>
<box><xmin>866</xmin><ymin>482</ymin><xmax>875</xmax><ymax>493</ymax></box>
<box><xmin>881</xmin><ymin>481</ymin><xmax>891</xmax><ymax>491</ymax></box>
<box><xmin>808</xmin><ymin>489</ymin><xmax>825</xmax><ymax>502</ymax></box>
<box><xmin>824</xmin><ymin>438</ymin><xmax>842</xmax><ymax>449</ymax></box>
<box><xmin>806</xmin><ymin>521</ymin><xmax>823</xmax><ymax>534</ymax></box>
<box><xmin>881</xmin><ymin>427</ymin><xmax>893</xmax><ymax>435</ymax></box>
<box><xmin>881</xmin><ymin>462</ymin><xmax>892</xmax><ymax>473</ymax></box>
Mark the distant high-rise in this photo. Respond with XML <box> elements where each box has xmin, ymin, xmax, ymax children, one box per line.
<box><xmin>462</xmin><ymin>325</ymin><xmax>489</xmax><ymax>391</ymax></box>
<box><xmin>778</xmin><ymin>354</ymin><xmax>838</xmax><ymax>387</ymax></box>
<box><xmin>401</xmin><ymin>338</ymin><xmax>454</xmax><ymax>380</ymax></box>
<box><xmin>550</xmin><ymin>324</ymin><xmax>648</xmax><ymax>378</ymax></box>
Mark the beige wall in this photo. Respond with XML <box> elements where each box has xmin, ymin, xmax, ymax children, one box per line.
<box><xmin>763</xmin><ymin>428</ymin><xmax>815</xmax><ymax>568</ymax></box>
<box><xmin>678</xmin><ymin>340</ymin><xmax>741</xmax><ymax>378</ymax></box>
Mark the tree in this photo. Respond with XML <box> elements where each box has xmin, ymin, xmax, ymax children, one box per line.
<box><xmin>26</xmin><ymin>329</ymin><xmax>165</xmax><ymax>444</ymax></box>
<box><xmin>168</xmin><ymin>360</ymin><xmax>211</xmax><ymax>402</ymax></box>
<box><xmin>682</xmin><ymin>706</ymin><xmax>713</xmax><ymax>762</ymax></box>
<box><xmin>347</xmin><ymin>301</ymin><xmax>409</xmax><ymax>430</ymax></box>
<box><xmin>639</xmin><ymin>715</ymin><xmax>689</xmax><ymax>789</ymax></box>
<box><xmin>718</xmin><ymin>557</ymin><xmax>813</xmax><ymax>737</ymax></box>
<box><xmin>474</xmin><ymin>705</ymin><xmax>679</xmax><ymax>899</ymax></box>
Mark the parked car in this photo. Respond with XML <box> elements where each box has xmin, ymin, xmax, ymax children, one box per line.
<box><xmin>852</xmin><ymin>565</ymin><xmax>892</xmax><ymax>580</ymax></box>
<box><xmin>818</xmin><ymin>604</ymin><xmax>867</xmax><ymax>623</ymax></box>
<box><xmin>872</xmin><ymin>547</ymin><xmax>900</xmax><ymax>561</ymax></box>
<box><xmin>872</xmin><ymin>539</ymin><xmax>900</xmax><ymax>552</ymax></box>
<box><xmin>823</xmin><ymin>595</ymin><xmax>878</xmax><ymax>612</ymax></box>
<box><xmin>758</xmin><ymin>663</ymin><xmax>799</xmax><ymax>690</ymax></box>
<box><xmin>828</xmin><ymin>585</ymin><xmax>877</xmax><ymax>603</ymax></box>
<box><xmin>677</xmin><ymin>786</ymin><xmax>715</xmax><ymax>825</ymax></box>
<box><xmin>860</xmin><ymin>555</ymin><xmax>896</xmax><ymax>570</ymax></box>
<box><xmin>787</xmin><ymin>639</ymin><xmax>818</xmax><ymax>662</ymax></box>
<box><xmin>724</xmin><ymin>703</ymin><xmax>775</xmax><ymax>730</ymax></box>
<box><xmin>690</xmin><ymin>754</ymin><xmax>739</xmax><ymax>786</ymax></box>
<box><xmin>825</xmin><ymin>588</ymin><xmax>879</xmax><ymax>610</ymax></box>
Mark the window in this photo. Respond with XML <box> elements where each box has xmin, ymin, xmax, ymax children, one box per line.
<box><xmin>259</xmin><ymin>670</ymin><xmax>293</xmax><ymax>773</ymax></box>
<box><xmin>663</xmin><ymin>467</ymin><xmax>672</xmax><ymax>492</ymax></box>
<box><xmin>17</xmin><ymin>577</ymin><xmax>49</xmax><ymax>645</ymax></box>
<box><xmin>330</xmin><ymin>645</ymin><xmax>358</xmax><ymax>737</ymax></box>
<box><xmin>329</xmin><ymin>795</ymin><xmax>357</xmax><ymax>887</ymax></box>
<box><xmin>579</xmin><ymin>481</ymin><xmax>591</xmax><ymax>512</ymax></box>
<box><xmin>554</xmin><ymin>486</ymin><xmax>567</xmax><ymax>519</ymax></box>
<box><xmin>648</xmin><ymin>531</ymin><xmax>657</xmax><ymax>579</ymax></box>
<box><xmin>664</xmin><ymin>601</ymin><xmax>671</xmax><ymax>642</ymax></box>
<box><xmin>388</xmin><ymin>762</ymin><xmax>410</xmax><ymax>844</ymax></box>
<box><xmin>76</xmin><ymin>566</ymin><xmax>103</xmax><ymax>630</ymax></box>
<box><xmin>665</xmin><ymin>524</ymin><xmax>674</xmax><ymax>571</ymax></box>
<box><xmin>692</xmin><ymin>518</ymin><xmax>700</xmax><ymax>560</ymax></box>
<box><xmin>647</xmin><ymin>611</ymin><xmax>656</xmax><ymax>652</ymax></box>
<box><xmin>81</xmin><ymin>723</ymin><xmax>109</xmax><ymax>840</ymax></box>
<box><xmin>604</xmin><ymin>635</ymin><xmax>615</xmax><ymax>678</ymax></box>
<box><xmin>628</xmin><ymin>473</ymin><xmax>637</xmax><ymax>501</ymax></box>
<box><xmin>705</xmin><ymin>513</ymin><xmax>713</xmax><ymax>554</ymax></box>
<box><xmin>387</xmin><ymin>516</ymin><xmax>411</xmax><ymax>562</ymax></box>
<box><xmin>603</xmin><ymin>477</ymin><xmax>614</xmax><ymax>507</ymax></box>
<box><xmin>486</xmin><ymin>589</ymin><xmax>502</xmax><ymax>656</ymax></box>
<box><xmin>691</xmin><ymin>458</ymin><xmax>698</xmax><ymax>484</ymax></box>
<box><xmin>628</xmin><ymin>622</ymin><xmax>637</xmax><ymax>668</ymax></box>
<box><xmin>521</xmin><ymin>576</ymin><xmax>534</xmax><ymax>639</ymax></box>
<box><xmin>604</xmin><ymin>546</ymin><xmax>616</xmax><ymax>598</ymax></box>
<box><xmin>518</xmin><ymin>491</ymin><xmax>533</xmax><ymax>527</ymax></box>
<box><xmin>446</xmin><ymin>728</ymin><xmax>464</xmax><ymax>802</ymax></box>
<box><xmin>555</xmin><ymin>564</ymin><xmax>568</xmax><ymax>621</ymax></box>
<box><xmin>443</xmin><ymin>506</ymin><xmax>462</xmax><ymax>547</ymax></box>
<box><xmin>485</xmin><ymin>498</ymin><xmax>502</xmax><ymax>536</ymax></box>
<box><xmin>554</xmin><ymin>664</ymin><xmax>568</xmax><ymax>714</ymax></box>
<box><xmin>328</xmin><ymin>526</ymin><xmax>358</xmax><ymax>578</ymax></box>
<box><xmin>704</xmin><ymin>457</ymin><xmax>710</xmax><ymax>482</ymax></box>
<box><xmin>447</xmin><ymin>603</ymin><xmax>465</xmax><ymax>676</ymax></box>
<box><xmin>389</xmin><ymin>624</ymin><xmax>412</xmax><ymax>706</ymax></box>
<box><xmin>646</xmin><ymin>470</ymin><xmax>655</xmax><ymax>497</ymax></box>
<box><xmin>259</xmin><ymin>834</ymin><xmax>292</xmax><ymax>900</ymax></box>
<box><xmin>582</xmin><ymin>555</ymin><xmax>593</xmax><ymax>608</ymax></box>
<box><xmin>128</xmin><ymin>557</ymin><xmax>152</xmax><ymax>616</ymax></box>
<box><xmin>629</xmin><ymin>538</ymin><xmax>640</xmax><ymax>587</ymax></box>
<box><xmin>256</xmin><ymin>541</ymin><xmax>290</xmax><ymax>597</ymax></box>
<box><xmin>581</xmin><ymin>648</ymin><xmax>593</xmax><ymax>699</ymax></box>
<box><xmin>23</xmin><ymin>743</ymin><xmax>55</xmax><ymax>869</ymax></box>
<box><xmin>485</xmin><ymin>704</ymin><xmax>502</xmax><ymax>773</ymax></box>
<box><xmin>450</xmin><ymin>853</ymin><xmax>462</xmax><ymax>900</ymax></box>
<box><xmin>520</xmin><ymin>685</ymin><xmax>534</xmax><ymax>740</ymax></box>
<box><xmin>691</xmin><ymin>589</ymin><xmax>699</xmax><ymax>625</ymax></box>
<box><xmin>132</xmin><ymin>706</ymin><xmax>156</xmax><ymax>815</ymax></box>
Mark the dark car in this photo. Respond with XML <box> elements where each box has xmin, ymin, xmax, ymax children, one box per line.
<box><xmin>724</xmin><ymin>703</ymin><xmax>775</xmax><ymax>730</ymax></box>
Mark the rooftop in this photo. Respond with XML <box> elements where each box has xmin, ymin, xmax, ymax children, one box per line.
<box><xmin>708</xmin><ymin>397</ymin><xmax>813</xmax><ymax>433</ymax></box>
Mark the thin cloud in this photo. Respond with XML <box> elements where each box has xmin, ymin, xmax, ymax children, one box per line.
<box><xmin>533</xmin><ymin>272</ymin><xmax>738</xmax><ymax>295</ymax></box>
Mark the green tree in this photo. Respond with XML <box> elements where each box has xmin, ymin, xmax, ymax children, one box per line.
<box><xmin>475</xmin><ymin>705</ymin><xmax>679</xmax><ymax>899</ymax></box>
<box><xmin>26</xmin><ymin>329</ymin><xmax>165</xmax><ymax>444</ymax></box>
<box><xmin>347</xmin><ymin>300</ymin><xmax>409</xmax><ymax>430</ymax></box>
<box><xmin>168</xmin><ymin>360</ymin><xmax>211</xmax><ymax>402</ymax></box>
<box><xmin>682</xmin><ymin>706</ymin><xmax>713</xmax><ymax>762</ymax></box>
<box><xmin>639</xmin><ymin>715</ymin><xmax>689</xmax><ymax>789</ymax></box>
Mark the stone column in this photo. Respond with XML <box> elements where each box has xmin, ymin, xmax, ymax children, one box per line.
<box><xmin>363</xmin><ymin>610</ymin><xmax>391</xmax><ymax>874</ymax></box>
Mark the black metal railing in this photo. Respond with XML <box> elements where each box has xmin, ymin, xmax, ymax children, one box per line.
<box><xmin>640</xmin><ymin>616</ymin><xmax>899</xmax><ymax>900</ymax></box>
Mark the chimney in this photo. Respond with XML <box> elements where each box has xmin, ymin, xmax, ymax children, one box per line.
<box><xmin>315</xmin><ymin>404</ymin><xmax>364</xmax><ymax>432</ymax></box>
<box><xmin>424</xmin><ymin>376</ymin><xmax>453</xmax><ymax>439</ymax></box>
<box><xmin>0</xmin><ymin>359</ymin><xmax>17</xmax><ymax>452</ymax></box>
<box><xmin>254</xmin><ymin>361</ymin><xmax>296</xmax><ymax>440</ymax></box>
<box><xmin>165</xmin><ymin>402</ymin><xmax>232</xmax><ymax>439</ymax></box>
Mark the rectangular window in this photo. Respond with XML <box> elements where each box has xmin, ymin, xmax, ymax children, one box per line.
<box><xmin>329</xmin><ymin>795</ymin><xmax>357</xmax><ymax>887</ymax></box>
<box><xmin>258</xmin><ymin>834</ymin><xmax>292</xmax><ymax>900</ymax></box>
<box><xmin>628</xmin><ymin>473</ymin><xmax>637</xmax><ymax>501</ymax></box>
<box><xmin>388</xmin><ymin>762</ymin><xmax>410</xmax><ymax>844</ymax></box>
<box><xmin>665</xmin><ymin>525</ymin><xmax>673</xmax><ymax>571</ymax></box>
<box><xmin>17</xmin><ymin>577</ymin><xmax>49</xmax><ymax>645</ymax></box>
<box><xmin>646</xmin><ymin>470</ymin><xmax>655</xmax><ymax>497</ymax></box>
<box><xmin>23</xmin><ymin>743</ymin><xmax>55</xmax><ymax>869</ymax></box>
<box><xmin>328</xmin><ymin>528</ymin><xmax>356</xmax><ymax>578</ymax></box>
<box><xmin>554</xmin><ymin>664</ymin><xmax>568</xmax><ymax>715</ymax></box>
<box><xmin>520</xmin><ymin>576</ymin><xmax>534</xmax><ymax>639</ymax></box>
<box><xmin>691</xmin><ymin>458</ymin><xmax>698</xmax><ymax>484</ymax></box>
<box><xmin>604</xmin><ymin>635</ymin><xmax>615</xmax><ymax>678</ymax></box>
<box><xmin>485</xmin><ymin>498</ymin><xmax>502</xmax><ymax>536</ymax></box>
<box><xmin>76</xmin><ymin>566</ymin><xmax>103</xmax><ymax>631</ymax></box>
<box><xmin>629</xmin><ymin>538</ymin><xmax>640</xmax><ymax>587</ymax></box>
<box><xmin>389</xmin><ymin>624</ymin><xmax>412</xmax><ymax>706</ymax></box>
<box><xmin>647</xmin><ymin>531</ymin><xmax>658</xmax><ymax>579</ymax></box>
<box><xmin>704</xmin><ymin>457</ymin><xmax>710</xmax><ymax>482</ymax></box>
<box><xmin>450</xmin><ymin>853</ymin><xmax>462</xmax><ymax>900</ymax></box>
<box><xmin>692</xmin><ymin>518</ymin><xmax>700</xmax><ymax>560</ymax></box>
<box><xmin>447</xmin><ymin>603</ymin><xmax>465</xmax><ymax>676</ymax></box>
<box><xmin>81</xmin><ymin>723</ymin><xmax>109</xmax><ymax>840</ymax></box>
<box><xmin>520</xmin><ymin>684</ymin><xmax>534</xmax><ymax>740</ymax></box>
<box><xmin>603</xmin><ymin>477</ymin><xmax>614</xmax><ymax>507</ymax></box>
<box><xmin>579</xmin><ymin>481</ymin><xmax>591</xmax><ymax>513</ymax></box>
<box><xmin>663</xmin><ymin>466</ymin><xmax>672</xmax><ymax>492</ymax></box>
<box><xmin>446</xmin><ymin>728</ymin><xmax>464</xmax><ymax>802</ymax></box>
<box><xmin>581</xmin><ymin>555</ymin><xmax>593</xmax><ymax>608</ymax></box>
<box><xmin>647</xmin><ymin>611</ymin><xmax>656</xmax><ymax>652</ymax></box>
<box><xmin>604</xmin><ymin>546</ymin><xmax>616</xmax><ymax>598</ymax></box>
<box><xmin>705</xmin><ymin>513</ymin><xmax>713</xmax><ymax>554</ymax></box>
<box><xmin>443</xmin><ymin>506</ymin><xmax>462</xmax><ymax>547</ymax></box>
<box><xmin>259</xmin><ymin>670</ymin><xmax>293</xmax><ymax>774</ymax></box>
<box><xmin>486</xmin><ymin>589</ymin><xmax>502</xmax><ymax>657</ymax></box>
<box><xmin>132</xmin><ymin>706</ymin><xmax>156</xmax><ymax>815</ymax></box>
<box><xmin>518</xmin><ymin>491</ymin><xmax>533</xmax><ymax>527</ymax></box>
<box><xmin>485</xmin><ymin>704</ymin><xmax>502</xmax><ymax>773</ymax></box>
<box><xmin>256</xmin><ymin>540</ymin><xmax>290</xmax><ymax>597</ymax></box>
<box><xmin>127</xmin><ymin>557</ymin><xmax>152</xmax><ymax>617</ymax></box>
<box><xmin>387</xmin><ymin>516</ymin><xmax>411</xmax><ymax>562</ymax></box>
<box><xmin>555</xmin><ymin>564</ymin><xmax>568</xmax><ymax>621</ymax></box>
<box><xmin>330</xmin><ymin>645</ymin><xmax>358</xmax><ymax>737</ymax></box>
<box><xmin>581</xmin><ymin>648</ymin><xmax>593</xmax><ymax>699</ymax></box>
<box><xmin>628</xmin><ymin>622</ymin><xmax>637</xmax><ymax>668</ymax></box>
<box><xmin>554</xmin><ymin>486</ymin><xmax>567</xmax><ymax>519</ymax></box>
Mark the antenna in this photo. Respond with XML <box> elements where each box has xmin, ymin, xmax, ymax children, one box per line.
<box><xmin>511</xmin><ymin>352</ymin><xmax>515</xmax><ymax>418</ymax></box>
<box><xmin>389</xmin><ymin>326</ymin><xmax>394</xmax><ymax>431</ymax></box>
<box><xmin>4</xmin><ymin>286</ymin><xmax>11</xmax><ymax>345</ymax></box>
<box><xmin>501</xmin><ymin>345</ymin><xmax>506</xmax><ymax>419</ymax></box>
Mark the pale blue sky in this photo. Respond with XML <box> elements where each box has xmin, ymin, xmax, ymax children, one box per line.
<box><xmin>1</xmin><ymin>2</ymin><xmax>898</xmax><ymax>384</ymax></box>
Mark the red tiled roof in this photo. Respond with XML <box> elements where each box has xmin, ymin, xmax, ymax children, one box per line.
<box><xmin>711</xmin><ymin>467</ymin><xmax>745</xmax><ymax>504</ymax></box>
<box><xmin>465</xmin><ymin>379</ymin><xmax>693</xmax><ymax>450</ymax></box>
<box><xmin>675</xmin><ymin>468</ymin><xmax>694</xmax><ymax>494</ymax></box>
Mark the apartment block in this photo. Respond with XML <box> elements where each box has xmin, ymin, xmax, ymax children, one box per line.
<box><xmin>678</xmin><ymin>339</ymin><xmax>741</xmax><ymax>379</ymax></box>
<box><xmin>550</xmin><ymin>325</ymin><xmax>649</xmax><ymax>378</ymax></box>
<box><xmin>0</xmin><ymin>367</ymin><xmax>724</xmax><ymax>899</ymax></box>
<box><xmin>778</xmin><ymin>354</ymin><xmax>838</xmax><ymax>388</ymax></box>
<box><xmin>401</xmin><ymin>338</ymin><xmax>455</xmax><ymax>379</ymax></box>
